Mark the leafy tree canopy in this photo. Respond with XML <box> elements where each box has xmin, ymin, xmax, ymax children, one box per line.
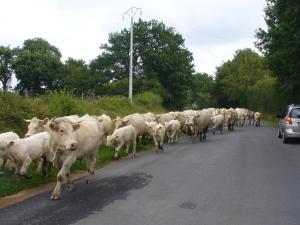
<box><xmin>13</xmin><ymin>38</ymin><xmax>62</xmax><ymax>96</ymax></box>
<box><xmin>256</xmin><ymin>0</ymin><xmax>300</xmax><ymax>106</ymax></box>
<box><xmin>215</xmin><ymin>48</ymin><xmax>271</xmax><ymax>107</ymax></box>
<box><xmin>0</xmin><ymin>45</ymin><xmax>15</xmax><ymax>91</ymax></box>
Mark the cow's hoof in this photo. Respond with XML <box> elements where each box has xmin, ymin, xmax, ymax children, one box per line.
<box><xmin>51</xmin><ymin>193</ymin><xmax>60</xmax><ymax>200</ymax></box>
<box><xmin>66</xmin><ymin>184</ymin><xmax>74</xmax><ymax>191</ymax></box>
<box><xmin>85</xmin><ymin>179</ymin><xmax>92</xmax><ymax>184</ymax></box>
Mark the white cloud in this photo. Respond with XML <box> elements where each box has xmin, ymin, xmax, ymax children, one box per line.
<box><xmin>0</xmin><ymin>0</ymin><xmax>267</xmax><ymax>76</ymax></box>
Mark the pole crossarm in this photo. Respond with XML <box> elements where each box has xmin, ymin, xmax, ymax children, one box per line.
<box><xmin>123</xmin><ymin>7</ymin><xmax>142</xmax><ymax>21</ymax></box>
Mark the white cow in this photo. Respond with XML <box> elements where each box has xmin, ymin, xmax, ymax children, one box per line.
<box><xmin>95</xmin><ymin>114</ymin><xmax>113</xmax><ymax>144</ymax></box>
<box><xmin>4</xmin><ymin>132</ymin><xmax>52</xmax><ymax>178</ymax></box>
<box><xmin>114</xmin><ymin>113</ymin><xmax>148</xmax><ymax>142</ymax></box>
<box><xmin>47</xmin><ymin>116</ymin><xmax>103</xmax><ymax>200</ymax></box>
<box><xmin>176</xmin><ymin>110</ymin><xmax>195</xmax><ymax>130</ymax></box>
<box><xmin>142</xmin><ymin>112</ymin><xmax>156</xmax><ymax>122</ymax></box>
<box><xmin>185</xmin><ymin>109</ymin><xmax>211</xmax><ymax>141</ymax></box>
<box><xmin>236</xmin><ymin>108</ymin><xmax>248</xmax><ymax>127</ymax></box>
<box><xmin>106</xmin><ymin>125</ymin><xmax>137</xmax><ymax>158</ymax></box>
<box><xmin>254</xmin><ymin>112</ymin><xmax>262</xmax><ymax>127</ymax></box>
<box><xmin>146</xmin><ymin>121</ymin><xmax>166</xmax><ymax>152</ymax></box>
<box><xmin>0</xmin><ymin>131</ymin><xmax>20</xmax><ymax>169</ymax></box>
<box><xmin>156</xmin><ymin>112</ymin><xmax>177</xmax><ymax>124</ymax></box>
<box><xmin>210</xmin><ymin>114</ymin><xmax>225</xmax><ymax>134</ymax></box>
<box><xmin>226</xmin><ymin>108</ymin><xmax>238</xmax><ymax>131</ymax></box>
<box><xmin>164</xmin><ymin>119</ymin><xmax>180</xmax><ymax>144</ymax></box>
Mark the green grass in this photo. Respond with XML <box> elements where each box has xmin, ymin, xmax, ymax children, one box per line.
<box><xmin>0</xmin><ymin>143</ymin><xmax>155</xmax><ymax>197</ymax></box>
<box><xmin>262</xmin><ymin>113</ymin><xmax>278</xmax><ymax>127</ymax></box>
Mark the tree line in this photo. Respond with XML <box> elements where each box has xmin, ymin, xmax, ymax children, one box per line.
<box><xmin>1</xmin><ymin>0</ymin><xmax>299</xmax><ymax>113</ymax></box>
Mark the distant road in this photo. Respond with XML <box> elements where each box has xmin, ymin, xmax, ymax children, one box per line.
<box><xmin>1</xmin><ymin>124</ymin><xmax>300</xmax><ymax>225</ymax></box>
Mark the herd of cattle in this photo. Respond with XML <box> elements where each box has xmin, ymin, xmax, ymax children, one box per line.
<box><xmin>0</xmin><ymin>107</ymin><xmax>261</xmax><ymax>200</ymax></box>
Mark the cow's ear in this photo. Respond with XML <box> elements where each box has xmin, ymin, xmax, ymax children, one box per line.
<box><xmin>25</xmin><ymin>119</ymin><xmax>31</xmax><ymax>123</ymax></box>
<box><xmin>49</xmin><ymin>122</ymin><xmax>58</xmax><ymax>131</ymax></box>
<box><xmin>7</xmin><ymin>141</ymin><xmax>14</xmax><ymax>148</ymax></box>
<box><xmin>40</xmin><ymin>118</ymin><xmax>48</xmax><ymax>125</ymax></box>
<box><xmin>72</xmin><ymin>122</ymin><xmax>80</xmax><ymax>131</ymax></box>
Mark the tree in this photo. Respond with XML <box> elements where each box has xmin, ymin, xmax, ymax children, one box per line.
<box><xmin>61</xmin><ymin>58</ymin><xmax>95</xmax><ymax>95</ymax></box>
<box><xmin>0</xmin><ymin>45</ymin><xmax>14</xmax><ymax>91</ymax></box>
<box><xmin>256</xmin><ymin>0</ymin><xmax>300</xmax><ymax>107</ymax></box>
<box><xmin>90</xmin><ymin>19</ymin><xmax>194</xmax><ymax>109</ymax></box>
<box><xmin>187</xmin><ymin>73</ymin><xmax>216</xmax><ymax>109</ymax></box>
<box><xmin>13</xmin><ymin>38</ymin><xmax>62</xmax><ymax>96</ymax></box>
<box><xmin>215</xmin><ymin>48</ymin><xmax>271</xmax><ymax>107</ymax></box>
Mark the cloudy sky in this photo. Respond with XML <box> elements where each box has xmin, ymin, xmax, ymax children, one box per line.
<box><xmin>1</xmin><ymin>0</ymin><xmax>267</xmax><ymax>75</ymax></box>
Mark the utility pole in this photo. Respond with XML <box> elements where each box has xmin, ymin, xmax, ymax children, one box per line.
<box><xmin>123</xmin><ymin>7</ymin><xmax>142</xmax><ymax>104</ymax></box>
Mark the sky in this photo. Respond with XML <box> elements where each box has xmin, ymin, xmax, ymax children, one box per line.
<box><xmin>0</xmin><ymin>0</ymin><xmax>267</xmax><ymax>76</ymax></box>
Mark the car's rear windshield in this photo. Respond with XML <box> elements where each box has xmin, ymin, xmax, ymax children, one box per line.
<box><xmin>290</xmin><ymin>108</ymin><xmax>300</xmax><ymax>118</ymax></box>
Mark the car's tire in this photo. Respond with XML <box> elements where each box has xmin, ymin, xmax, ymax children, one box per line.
<box><xmin>278</xmin><ymin>129</ymin><xmax>282</xmax><ymax>138</ymax></box>
<box><xmin>282</xmin><ymin>131</ymin><xmax>289</xmax><ymax>143</ymax></box>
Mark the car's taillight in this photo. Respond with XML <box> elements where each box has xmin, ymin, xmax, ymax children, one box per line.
<box><xmin>285</xmin><ymin>116</ymin><xmax>292</xmax><ymax>125</ymax></box>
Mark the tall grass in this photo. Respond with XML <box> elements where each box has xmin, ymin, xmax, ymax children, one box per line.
<box><xmin>0</xmin><ymin>90</ymin><xmax>165</xmax><ymax>135</ymax></box>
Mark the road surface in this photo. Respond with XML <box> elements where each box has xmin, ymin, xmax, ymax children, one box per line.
<box><xmin>1</xmin><ymin>124</ymin><xmax>300</xmax><ymax>225</ymax></box>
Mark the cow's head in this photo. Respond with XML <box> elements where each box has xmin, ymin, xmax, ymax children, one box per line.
<box><xmin>25</xmin><ymin>117</ymin><xmax>49</xmax><ymax>137</ymax></box>
<box><xmin>48</xmin><ymin>118</ymin><xmax>80</xmax><ymax>151</ymax></box>
<box><xmin>113</xmin><ymin>116</ymin><xmax>128</xmax><ymax>129</ymax></box>
<box><xmin>106</xmin><ymin>134</ymin><xmax>120</xmax><ymax>147</ymax></box>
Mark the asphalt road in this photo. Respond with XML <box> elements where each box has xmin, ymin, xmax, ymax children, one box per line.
<box><xmin>1</xmin><ymin>124</ymin><xmax>300</xmax><ymax>225</ymax></box>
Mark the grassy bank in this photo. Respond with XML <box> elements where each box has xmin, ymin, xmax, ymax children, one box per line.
<box><xmin>0</xmin><ymin>90</ymin><xmax>165</xmax><ymax>135</ymax></box>
<box><xmin>0</xmin><ymin>90</ymin><xmax>165</xmax><ymax>197</ymax></box>
<box><xmin>262</xmin><ymin>113</ymin><xmax>277</xmax><ymax>127</ymax></box>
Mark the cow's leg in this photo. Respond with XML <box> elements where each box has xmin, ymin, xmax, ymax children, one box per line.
<box><xmin>51</xmin><ymin>153</ymin><xmax>76</xmax><ymax>200</ymax></box>
<box><xmin>175</xmin><ymin>131</ymin><xmax>179</xmax><ymax>142</ymax></box>
<box><xmin>153</xmin><ymin>136</ymin><xmax>159</xmax><ymax>152</ymax></box>
<box><xmin>159</xmin><ymin>134</ymin><xmax>164</xmax><ymax>151</ymax></box>
<box><xmin>132</xmin><ymin>139</ymin><xmax>137</xmax><ymax>157</ymax></box>
<box><xmin>36</xmin><ymin>160</ymin><xmax>43</xmax><ymax>173</ymax></box>
<box><xmin>125</xmin><ymin>142</ymin><xmax>131</xmax><ymax>155</ymax></box>
<box><xmin>66</xmin><ymin>171</ymin><xmax>73</xmax><ymax>191</ymax></box>
<box><xmin>20</xmin><ymin>157</ymin><xmax>32</xmax><ymax>179</ymax></box>
<box><xmin>171</xmin><ymin>132</ymin><xmax>175</xmax><ymax>144</ymax></box>
<box><xmin>15</xmin><ymin>163</ymin><xmax>21</xmax><ymax>176</ymax></box>
<box><xmin>85</xmin><ymin>150</ymin><xmax>97</xmax><ymax>184</ymax></box>
<box><xmin>203</xmin><ymin>127</ymin><xmax>207</xmax><ymax>140</ymax></box>
<box><xmin>1</xmin><ymin>156</ymin><xmax>8</xmax><ymax>170</ymax></box>
<box><xmin>114</xmin><ymin>141</ymin><xmax>124</xmax><ymax>158</ymax></box>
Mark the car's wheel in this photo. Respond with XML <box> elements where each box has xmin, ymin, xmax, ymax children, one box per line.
<box><xmin>282</xmin><ymin>131</ymin><xmax>289</xmax><ymax>143</ymax></box>
<box><xmin>278</xmin><ymin>129</ymin><xmax>282</xmax><ymax>138</ymax></box>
